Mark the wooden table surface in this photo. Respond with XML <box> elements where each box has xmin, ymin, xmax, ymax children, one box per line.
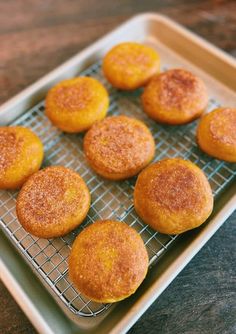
<box><xmin>0</xmin><ymin>0</ymin><xmax>235</xmax><ymax>333</ymax></box>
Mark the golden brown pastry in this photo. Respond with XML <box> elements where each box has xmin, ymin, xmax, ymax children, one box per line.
<box><xmin>142</xmin><ymin>69</ymin><xmax>208</xmax><ymax>125</ymax></box>
<box><xmin>0</xmin><ymin>126</ymin><xmax>43</xmax><ymax>189</ymax></box>
<box><xmin>134</xmin><ymin>158</ymin><xmax>213</xmax><ymax>234</ymax></box>
<box><xmin>16</xmin><ymin>166</ymin><xmax>90</xmax><ymax>238</ymax></box>
<box><xmin>103</xmin><ymin>42</ymin><xmax>160</xmax><ymax>90</ymax></box>
<box><xmin>197</xmin><ymin>107</ymin><xmax>236</xmax><ymax>162</ymax></box>
<box><xmin>69</xmin><ymin>220</ymin><xmax>148</xmax><ymax>303</ymax></box>
<box><xmin>83</xmin><ymin>115</ymin><xmax>155</xmax><ymax>180</ymax></box>
<box><xmin>45</xmin><ymin>77</ymin><xmax>109</xmax><ymax>133</ymax></box>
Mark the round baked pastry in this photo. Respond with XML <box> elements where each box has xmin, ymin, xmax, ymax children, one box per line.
<box><xmin>197</xmin><ymin>107</ymin><xmax>236</xmax><ymax>162</ymax></box>
<box><xmin>142</xmin><ymin>69</ymin><xmax>208</xmax><ymax>125</ymax></box>
<box><xmin>69</xmin><ymin>220</ymin><xmax>148</xmax><ymax>303</ymax></box>
<box><xmin>16</xmin><ymin>166</ymin><xmax>90</xmax><ymax>238</ymax></box>
<box><xmin>45</xmin><ymin>76</ymin><xmax>109</xmax><ymax>133</ymax></box>
<box><xmin>0</xmin><ymin>126</ymin><xmax>43</xmax><ymax>189</ymax></box>
<box><xmin>134</xmin><ymin>158</ymin><xmax>213</xmax><ymax>234</ymax></box>
<box><xmin>103</xmin><ymin>42</ymin><xmax>160</xmax><ymax>90</ymax></box>
<box><xmin>83</xmin><ymin>115</ymin><xmax>155</xmax><ymax>180</ymax></box>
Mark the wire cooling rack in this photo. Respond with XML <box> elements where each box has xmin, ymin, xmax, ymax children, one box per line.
<box><xmin>0</xmin><ymin>61</ymin><xmax>235</xmax><ymax>317</ymax></box>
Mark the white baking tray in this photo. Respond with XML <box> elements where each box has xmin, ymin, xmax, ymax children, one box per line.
<box><xmin>0</xmin><ymin>13</ymin><xmax>236</xmax><ymax>334</ymax></box>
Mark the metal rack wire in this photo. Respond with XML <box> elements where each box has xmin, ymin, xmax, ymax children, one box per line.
<box><xmin>0</xmin><ymin>61</ymin><xmax>235</xmax><ymax>317</ymax></box>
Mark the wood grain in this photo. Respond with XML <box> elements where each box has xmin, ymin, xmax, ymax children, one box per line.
<box><xmin>0</xmin><ymin>1</ymin><xmax>235</xmax><ymax>333</ymax></box>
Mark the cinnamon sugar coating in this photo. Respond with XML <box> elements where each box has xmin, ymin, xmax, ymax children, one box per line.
<box><xmin>16</xmin><ymin>166</ymin><xmax>90</xmax><ymax>238</ymax></box>
<box><xmin>83</xmin><ymin>115</ymin><xmax>155</xmax><ymax>180</ymax></box>
<box><xmin>142</xmin><ymin>69</ymin><xmax>208</xmax><ymax>125</ymax></box>
<box><xmin>197</xmin><ymin>107</ymin><xmax>236</xmax><ymax>162</ymax></box>
<box><xmin>69</xmin><ymin>220</ymin><xmax>148</xmax><ymax>303</ymax></box>
<box><xmin>0</xmin><ymin>126</ymin><xmax>43</xmax><ymax>189</ymax></box>
<box><xmin>134</xmin><ymin>158</ymin><xmax>213</xmax><ymax>234</ymax></box>
<box><xmin>45</xmin><ymin>77</ymin><xmax>109</xmax><ymax>133</ymax></box>
<box><xmin>103</xmin><ymin>42</ymin><xmax>160</xmax><ymax>90</ymax></box>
